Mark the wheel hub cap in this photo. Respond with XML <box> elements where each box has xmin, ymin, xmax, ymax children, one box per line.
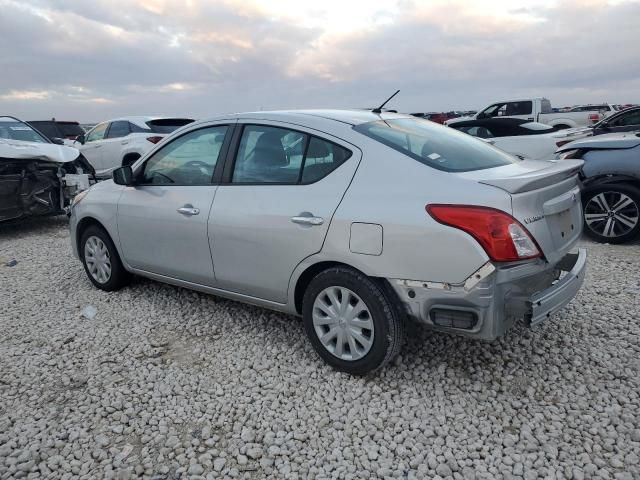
<box><xmin>84</xmin><ymin>236</ymin><xmax>112</xmax><ymax>284</ymax></box>
<box><xmin>312</xmin><ymin>286</ymin><xmax>374</xmax><ymax>361</ymax></box>
<box><xmin>585</xmin><ymin>192</ymin><xmax>639</xmax><ymax>238</ymax></box>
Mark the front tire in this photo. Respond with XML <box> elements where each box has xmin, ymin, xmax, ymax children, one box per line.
<box><xmin>582</xmin><ymin>184</ymin><xmax>640</xmax><ymax>244</ymax></box>
<box><xmin>80</xmin><ymin>225</ymin><xmax>130</xmax><ymax>291</ymax></box>
<box><xmin>302</xmin><ymin>267</ymin><xmax>404</xmax><ymax>375</ymax></box>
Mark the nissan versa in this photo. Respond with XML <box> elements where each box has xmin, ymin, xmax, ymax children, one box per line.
<box><xmin>69</xmin><ymin>110</ymin><xmax>587</xmax><ymax>375</ymax></box>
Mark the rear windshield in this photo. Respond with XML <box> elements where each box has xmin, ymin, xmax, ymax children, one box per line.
<box><xmin>58</xmin><ymin>122</ymin><xmax>84</xmax><ymax>137</ymax></box>
<box><xmin>28</xmin><ymin>121</ymin><xmax>59</xmax><ymax>139</ymax></box>
<box><xmin>146</xmin><ymin>118</ymin><xmax>194</xmax><ymax>134</ymax></box>
<box><xmin>353</xmin><ymin>118</ymin><xmax>518</xmax><ymax>172</ymax></box>
<box><xmin>0</xmin><ymin>117</ymin><xmax>48</xmax><ymax>143</ymax></box>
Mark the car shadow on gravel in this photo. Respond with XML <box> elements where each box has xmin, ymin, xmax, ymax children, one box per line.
<box><xmin>0</xmin><ymin>215</ymin><xmax>69</xmax><ymax>239</ymax></box>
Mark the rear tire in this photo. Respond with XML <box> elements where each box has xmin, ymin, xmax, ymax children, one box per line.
<box><xmin>302</xmin><ymin>267</ymin><xmax>404</xmax><ymax>375</ymax></box>
<box><xmin>80</xmin><ymin>225</ymin><xmax>130</xmax><ymax>291</ymax></box>
<box><xmin>582</xmin><ymin>184</ymin><xmax>640</xmax><ymax>244</ymax></box>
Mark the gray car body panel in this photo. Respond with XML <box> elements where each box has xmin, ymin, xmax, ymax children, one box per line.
<box><xmin>70</xmin><ymin>110</ymin><xmax>586</xmax><ymax>340</ymax></box>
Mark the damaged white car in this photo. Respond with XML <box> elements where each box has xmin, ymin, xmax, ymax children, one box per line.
<box><xmin>0</xmin><ymin>116</ymin><xmax>94</xmax><ymax>223</ymax></box>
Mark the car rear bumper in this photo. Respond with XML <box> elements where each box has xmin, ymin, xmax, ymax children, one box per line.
<box><xmin>389</xmin><ymin>248</ymin><xmax>587</xmax><ymax>340</ymax></box>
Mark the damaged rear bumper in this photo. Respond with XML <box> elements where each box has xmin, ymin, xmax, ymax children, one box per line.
<box><xmin>389</xmin><ymin>248</ymin><xmax>587</xmax><ymax>340</ymax></box>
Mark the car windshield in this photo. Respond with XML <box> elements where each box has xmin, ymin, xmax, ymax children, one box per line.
<box><xmin>353</xmin><ymin>117</ymin><xmax>518</xmax><ymax>172</ymax></box>
<box><xmin>0</xmin><ymin>117</ymin><xmax>48</xmax><ymax>143</ymax></box>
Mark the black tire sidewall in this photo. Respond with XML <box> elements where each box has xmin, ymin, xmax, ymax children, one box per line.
<box><xmin>582</xmin><ymin>184</ymin><xmax>640</xmax><ymax>244</ymax></box>
<box><xmin>80</xmin><ymin>225</ymin><xmax>128</xmax><ymax>291</ymax></box>
<box><xmin>302</xmin><ymin>268</ymin><xmax>400</xmax><ymax>375</ymax></box>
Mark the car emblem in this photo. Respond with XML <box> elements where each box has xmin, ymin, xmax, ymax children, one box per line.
<box><xmin>524</xmin><ymin>214</ymin><xmax>544</xmax><ymax>225</ymax></box>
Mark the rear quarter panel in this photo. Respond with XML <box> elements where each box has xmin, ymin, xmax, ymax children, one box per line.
<box><xmin>582</xmin><ymin>147</ymin><xmax>640</xmax><ymax>181</ymax></box>
<box><xmin>312</xmin><ymin>137</ymin><xmax>513</xmax><ymax>284</ymax></box>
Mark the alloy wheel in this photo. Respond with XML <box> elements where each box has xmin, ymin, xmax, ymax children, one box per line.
<box><xmin>584</xmin><ymin>191</ymin><xmax>639</xmax><ymax>238</ymax></box>
<box><xmin>312</xmin><ymin>286</ymin><xmax>374</xmax><ymax>361</ymax></box>
<box><xmin>84</xmin><ymin>235</ymin><xmax>112</xmax><ymax>284</ymax></box>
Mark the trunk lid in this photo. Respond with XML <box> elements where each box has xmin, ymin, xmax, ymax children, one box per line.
<box><xmin>458</xmin><ymin>159</ymin><xmax>584</xmax><ymax>264</ymax></box>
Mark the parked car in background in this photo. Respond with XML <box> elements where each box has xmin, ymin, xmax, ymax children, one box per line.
<box><xmin>70</xmin><ymin>110</ymin><xmax>586</xmax><ymax>374</ymax></box>
<box><xmin>27</xmin><ymin>119</ymin><xmax>85</xmax><ymax>145</ymax></box>
<box><xmin>411</xmin><ymin>112</ymin><xmax>450</xmax><ymax>124</ymax></box>
<box><xmin>447</xmin><ymin>97</ymin><xmax>612</xmax><ymax>129</ymax></box>
<box><xmin>448</xmin><ymin>117</ymin><xmax>590</xmax><ymax>160</ymax></box>
<box><xmin>557</xmin><ymin>132</ymin><xmax>640</xmax><ymax>243</ymax></box>
<box><xmin>568</xmin><ymin>104</ymin><xmax>618</xmax><ymax>114</ymax></box>
<box><xmin>0</xmin><ymin>116</ymin><xmax>93</xmax><ymax>223</ymax></box>
<box><xmin>75</xmin><ymin>116</ymin><xmax>194</xmax><ymax>178</ymax></box>
<box><xmin>590</xmin><ymin>106</ymin><xmax>640</xmax><ymax>136</ymax></box>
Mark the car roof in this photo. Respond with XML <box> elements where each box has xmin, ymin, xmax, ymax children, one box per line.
<box><xmin>193</xmin><ymin>109</ymin><xmax>412</xmax><ymax>128</ymax></box>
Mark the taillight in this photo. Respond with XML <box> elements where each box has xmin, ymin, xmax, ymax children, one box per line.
<box><xmin>147</xmin><ymin>136</ymin><xmax>163</xmax><ymax>144</ymax></box>
<box><xmin>588</xmin><ymin>113</ymin><xmax>600</xmax><ymax>123</ymax></box>
<box><xmin>426</xmin><ymin>205</ymin><xmax>541</xmax><ymax>262</ymax></box>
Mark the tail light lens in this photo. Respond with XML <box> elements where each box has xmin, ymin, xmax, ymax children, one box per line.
<box><xmin>146</xmin><ymin>136</ymin><xmax>163</xmax><ymax>144</ymax></box>
<box><xmin>588</xmin><ymin>113</ymin><xmax>600</xmax><ymax>123</ymax></box>
<box><xmin>426</xmin><ymin>205</ymin><xmax>541</xmax><ymax>262</ymax></box>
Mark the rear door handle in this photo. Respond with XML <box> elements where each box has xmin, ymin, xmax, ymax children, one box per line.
<box><xmin>121</xmin><ymin>140</ymin><xmax>129</xmax><ymax>145</ymax></box>
<box><xmin>291</xmin><ymin>215</ymin><xmax>323</xmax><ymax>226</ymax></box>
<box><xmin>177</xmin><ymin>204</ymin><xmax>200</xmax><ymax>216</ymax></box>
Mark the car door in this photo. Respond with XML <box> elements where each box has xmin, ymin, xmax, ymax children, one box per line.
<box><xmin>80</xmin><ymin>122</ymin><xmax>108</xmax><ymax>171</ymax></box>
<box><xmin>101</xmin><ymin>120</ymin><xmax>131</xmax><ymax>172</ymax></box>
<box><xmin>208</xmin><ymin>122</ymin><xmax>361</xmax><ymax>303</ymax></box>
<box><xmin>117</xmin><ymin>124</ymin><xmax>232</xmax><ymax>285</ymax></box>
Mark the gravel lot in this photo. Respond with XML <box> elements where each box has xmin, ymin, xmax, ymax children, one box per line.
<box><xmin>1</xmin><ymin>216</ymin><xmax>639</xmax><ymax>480</ymax></box>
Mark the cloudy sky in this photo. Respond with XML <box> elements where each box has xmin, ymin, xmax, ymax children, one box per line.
<box><xmin>1</xmin><ymin>0</ymin><xmax>639</xmax><ymax>121</ymax></box>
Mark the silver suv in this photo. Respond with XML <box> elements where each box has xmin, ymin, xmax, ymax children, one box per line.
<box><xmin>69</xmin><ymin>110</ymin><xmax>586</xmax><ymax>375</ymax></box>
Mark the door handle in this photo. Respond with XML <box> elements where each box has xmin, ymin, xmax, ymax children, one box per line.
<box><xmin>177</xmin><ymin>204</ymin><xmax>200</xmax><ymax>216</ymax></box>
<box><xmin>121</xmin><ymin>140</ymin><xmax>129</xmax><ymax>145</ymax></box>
<box><xmin>291</xmin><ymin>215</ymin><xmax>323</xmax><ymax>226</ymax></box>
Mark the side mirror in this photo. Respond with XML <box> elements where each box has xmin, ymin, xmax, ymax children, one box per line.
<box><xmin>51</xmin><ymin>137</ymin><xmax>65</xmax><ymax>145</ymax></box>
<box><xmin>113</xmin><ymin>165</ymin><xmax>134</xmax><ymax>186</ymax></box>
<box><xmin>75</xmin><ymin>134</ymin><xmax>85</xmax><ymax>145</ymax></box>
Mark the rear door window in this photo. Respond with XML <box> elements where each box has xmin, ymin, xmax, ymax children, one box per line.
<box><xmin>354</xmin><ymin>118</ymin><xmax>518</xmax><ymax>172</ymax></box>
<box><xmin>231</xmin><ymin>125</ymin><xmax>351</xmax><ymax>184</ymax></box>
<box><xmin>505</xmin><ymin>101</ymin><xmax>533</xmax><ymax>116</ymax></box>
<box><xmin>106</xmin><ymin>121</ymin><xmax>130</xmax><ymax>139</ymax></box>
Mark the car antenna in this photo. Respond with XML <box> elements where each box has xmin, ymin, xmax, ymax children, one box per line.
<box><xmin>372</xmin><ymin>90</ymin><xmax>400</xmax><ymax>114</ymax></box>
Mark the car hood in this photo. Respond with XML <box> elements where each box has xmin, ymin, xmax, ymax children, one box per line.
<box><xmin>0</xmin><ymin>138</ymin><xmax>80</xmax><ymax>163</ymax></box>
<box><xmin>556</xmin><ymin>132</ymin><xmax>640</xmax><ymax>152</ymax></box>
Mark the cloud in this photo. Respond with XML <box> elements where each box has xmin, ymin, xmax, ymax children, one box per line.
<box><xmin>0</xmin><ymin>0</ymin><xmax>638</xmax><ymax>120</ymax></box>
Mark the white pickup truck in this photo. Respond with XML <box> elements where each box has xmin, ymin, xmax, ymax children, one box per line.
<box><xmin>446</xmin><ymin>97</ymin><xmax>614</xmax><ymax>129</ymax></box>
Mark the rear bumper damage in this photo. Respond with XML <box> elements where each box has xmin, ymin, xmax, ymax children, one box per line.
<box><xmin>389</xmin><ymin>248</ymin><xmax>587</xmax><ymax>340</ymax></box>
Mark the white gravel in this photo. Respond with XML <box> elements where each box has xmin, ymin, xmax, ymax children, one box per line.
<box><xmin>1</xmin><ymin>216</ymin><xmax>639</xmax><ymax>480</ymax></box>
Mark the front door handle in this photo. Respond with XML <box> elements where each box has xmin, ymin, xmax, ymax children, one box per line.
<box><xmin>291</xmin><ymin>214</ymin><xmax>323</xmax><ymax>226</ymax></box>
<box><xmin>177</xmin><ymin>204</ymin><xmax>200</xmax><ymax>216</ymax></box>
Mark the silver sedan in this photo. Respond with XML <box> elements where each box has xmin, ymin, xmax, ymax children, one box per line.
<box><xmin>69</xmin><ymin>110</ymin><xmax>587</xmax><ymax>375</ymax></box>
